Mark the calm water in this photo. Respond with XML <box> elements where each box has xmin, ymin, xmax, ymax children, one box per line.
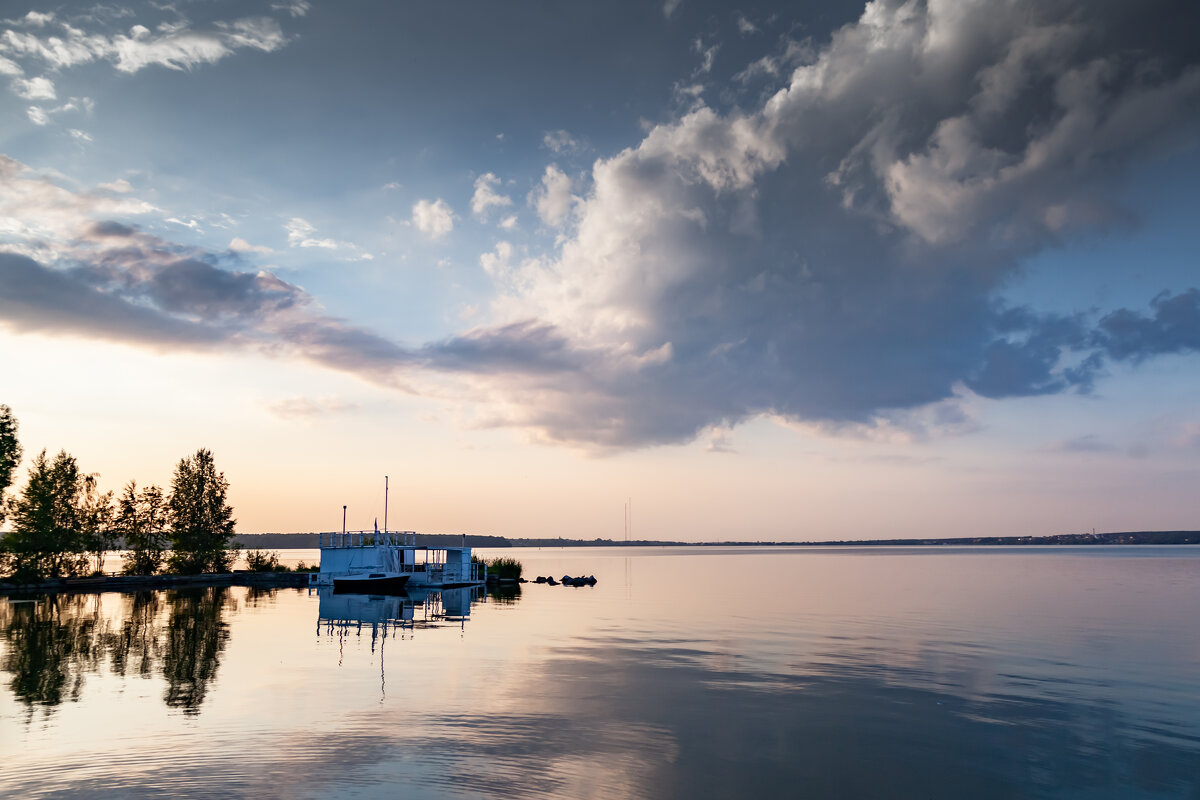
<box><xmin>3</xmin><ymin>546</ymin><xmax>1200</xmax><ymax>799</ymax></box>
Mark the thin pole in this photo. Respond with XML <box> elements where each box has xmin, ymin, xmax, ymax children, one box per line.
<box><xmin>384</xmin><ymin>476</ymin><xmax>389</xmax><ymax>536</ymax></box>
<box><xmin>343</xmin><ymin>505</ymin><xmax>347</xmax><ymax>536</ymax></box>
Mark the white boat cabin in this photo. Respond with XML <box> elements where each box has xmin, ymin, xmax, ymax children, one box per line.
<box><xmin>312</xmin><ymin>530</ymin><xmax>485</xmax><ymax>588</ymax></box>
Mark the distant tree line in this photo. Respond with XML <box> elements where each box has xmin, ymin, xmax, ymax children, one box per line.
<box><xmin>0</xmin><ymin>405</ymin><xmax>238</xmax><ymax>582</ymax></box>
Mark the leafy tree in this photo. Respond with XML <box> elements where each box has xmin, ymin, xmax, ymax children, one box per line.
<box><xmin>167</xmin><ymin>449</ymin><xmax>237</xmax><ymax>574</ymax></box>
<box><xmin>244</xmin><ymin>549</ymin><xmax>283</xmax><ymax>572</ymax></box>
<box><xmin>78</xmin><ymin>474</ymin><xmax>115</xmax><ymax>575</ymax></box>
<box><xmin>118</xmin><ymin>481</ymin><xmax>169</xmax><ymax>575</ymax></box>
<box><xmin>4</xmin><ymin>450</ymin><xmax>90</xmax><ymax>580</ymax></box>
<box><xmin>0</xmin><ymin>404</ymin><xmax>20</xmax><ymax>526</ymax></box>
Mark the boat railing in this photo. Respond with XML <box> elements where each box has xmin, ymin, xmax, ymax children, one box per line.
<box><xmin>319</xmin><ymin>530</ymin><xmax>418</xmax><ymax>549</ymax></box>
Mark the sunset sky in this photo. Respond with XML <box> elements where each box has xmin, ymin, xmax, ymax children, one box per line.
<box><xmin>1</xmin><ymin>0</ymin><xmax>1198</xmax><ymax>541</ymax></box>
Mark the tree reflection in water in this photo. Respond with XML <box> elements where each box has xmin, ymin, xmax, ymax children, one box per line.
<box><xmin>1</xmin><ymin>595</ymin><xmax>103</xmax><ymax>713</ymax></box>
<box><xmin>0</xmin><ymin>587</ymin><xmax>236</xmax><ymax>720</ymax></box>
<box><xmin>162</xmin><ymin>588</ymin><xmax>231</xmax><ymax>714</ymax></box>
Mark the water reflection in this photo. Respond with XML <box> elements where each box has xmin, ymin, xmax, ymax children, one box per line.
<box><xmin>0</xmin><ymin>587</ymin><xmax>233</xmax><ymax>719</ymax></box>
<box><xmin>315</xmin><ymin>585</ymin><xmax>487</xmax><ymax>637</ymax></box>
<box><xmin>2</xmin><ymin>595</ymin><xmax>101</xmax><ymax>709</ymax></box>
<box><xmin>3</xmin><ymin>549</ymin><xmax>1200</xmax><ymax>800</ymax></box>
<box><xmin>161</xmin><ymin>589</ymin><xmax>232</xmax><ymax>714</ymax></box>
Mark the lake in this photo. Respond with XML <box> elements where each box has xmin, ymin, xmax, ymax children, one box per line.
<box><xmin>3</xmin><ymin>546</ymin><xmax>1200</xmax><ymax>799</ymax></box>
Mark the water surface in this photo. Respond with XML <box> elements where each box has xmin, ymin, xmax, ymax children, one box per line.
<box><xmin>3</xmin><ymin>546</ymin><xmax>1199</xmax><ymax>798</ymax></box>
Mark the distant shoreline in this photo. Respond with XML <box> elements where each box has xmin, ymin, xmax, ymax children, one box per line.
<box><xmin>235</xmin><ymin>530</ymin><xmax>1200</xmax><ymax>549</ymax></box>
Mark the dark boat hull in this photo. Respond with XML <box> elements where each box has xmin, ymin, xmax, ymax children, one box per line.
<box><xmin>333</xmin><ymin>574</ymin><xmax>411</xmax><ymax>594</ymax></box>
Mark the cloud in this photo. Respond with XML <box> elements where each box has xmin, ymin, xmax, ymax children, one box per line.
<box><xmin>3</xmin><ymin>12</ymin><xmax>54</xmax><ymax>27</ymax></box>
<box><xmin>530</xmin><ymin>165</ymin><xmax>574</xmax><ymax>228</ymax></box>
<box><xmin>412</xmin><ymin>198</ymin><xmax>454</xmax><ymax>239</ymax></box>
<box><xmin>498</xmin><ymin>214</ymin><xmax>519</xmax><ymax>231</ymax></box>
<box><xmin>267</xmin><ymin>395</ymin><xmax>359</xmax><ymax>421</ymax></box>
<box><xmin>111</xmin><ymin>18</ymin><xmax>286</xmax><ymax>73</ymax></box>
<box><xmin>479</xmin><ymin>241</ymin><xmax>515</xmax><ymax>278</ymax></box>
<box><xmin>705</xmin><ymin>426</ymin><xmax>736</xmax><ymax>453</ymax></box>
<box><xmin>26</xmin><ymin>106</ymin><xmax>47</xmax><ymax>125</ymax></box>
<box><xmin>12</xmin><ymin>75</ymin><xmax>54</xmax><ymax>99</ymax></box>
<box><xmin>0</xmin><ymin>251</ymin><xmax>227</xmax><ymax>347</ymax></box>
<box><xmin>543</xmin><ymin>130</ymin><xmax>579</xmax><ymax>154</ymax></box>
<box><xmin>270</xmin><ymin>1</ymin><xmax>311</xmax><ymax>18</ymax></box>
<box><xmin>67</xmin><ymin>128</ymin><xmax>92</xmax><ymax>142</ymax></box>
<box><xmin>470</xmin><ymin>173</ymin><xmax>512</xmax><ymax>220</ymax></box>
<box><xmin>166</xmin><ymin>216</ymin><xmax>200</xmax><ymax>231</ymax></box>
<box><xmin>1045</xmin><ymin>435</ymin><xmax>1116</xmax><ymax>454</ymax></box>
<box><xmin>736</xmin><ymin>15</ymin><xmax>758</xmax><ymax>35</ymax></box>
<box><xmin>97</xmin><ymin>178</ymin><xmax>132</xmax><ymax>193</ymax></box>
<box><xmin>281</xmin><ymin>218</ymin><xmax>369</xmax><ymax>259</ymax></box>
<box><xmin>229</xmin><ymin>236</ymin><xmax>273</xmax><ymax>255</ymax></box>
<box><xmin>692</xmin><ymin>39</ymin><xmax>718</xmax><ymax>74</ymax></box>
<box><xmin>0</xmin><ymin>155</ymin><xmax>416</xmax><ymax>382</ymax></box>
<box><xmin>0</xmin><ymin>12</ymin><xmax>290</xmax><ymax>97</ymax></box>
<box><xmin>1096</xmin><ymin>289</ymin><xmax>1200</xmax><ymax>361</ymax></box>
<box><xmin>663</xmin><ymin>0</ymin><xmax>683</xmax><ymax>19</ymax></box>
<box><xmin>284</xmin><ymin>217</ymin><xmax>337</xmax><ymax>249</ymax></box>
<box><xmin>409</xmin><ymin>0</ymin><xmax>1200</xmax><ymax>449</ymax></box>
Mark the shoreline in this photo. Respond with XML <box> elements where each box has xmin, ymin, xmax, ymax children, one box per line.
<box><xmin>0</xmin><ymin>570</ymin><xmax>312</xmax><ymax>596</ymax></box>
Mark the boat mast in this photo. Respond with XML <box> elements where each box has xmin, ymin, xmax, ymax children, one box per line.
<box><xmin>384</xmin><ymin>475</ymin><xmax>389</xmax><ymax>537</ymax></box>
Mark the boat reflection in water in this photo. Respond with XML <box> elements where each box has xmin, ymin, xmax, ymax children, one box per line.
<box><xmin>315</xmin><ymin>585</ymin><xmax>483</xmax><ymax>639</ymax></box>
<box><xmin>315</xmin><ymin>585</ymin><xmax>488</xmax><ymax>701</ymax></box>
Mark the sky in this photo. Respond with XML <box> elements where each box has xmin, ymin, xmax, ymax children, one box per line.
<box><xmin>0</xmin><ymin>0</ymin><xmax>1198</xmax><ymax>542</ymax></box>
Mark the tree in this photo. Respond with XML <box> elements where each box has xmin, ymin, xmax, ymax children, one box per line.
<box><xmin>0</xmin><ymin>405</ymin><xmax>20</xmax><ymax>526</ymax></box>
<box><xmin>78</xmin><ymin>474</ymin><xmax>115</xmax><ymax>575</ymax></box>
<box><xmin>3</xmin><ymin>450</ymin><xmax>90</xmax><ymax>580</ymax></box>
<box><xmin>167</xmin><ymin>449</ymin><xmax>237</xmax><ymax>574</ymax></box>
<box><xmin>118</xmin><ymin>481</ymin><xmax>169</xmax><ymax>575</ymax></box>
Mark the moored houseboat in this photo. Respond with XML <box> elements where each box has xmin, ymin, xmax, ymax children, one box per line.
<box><xmin>312</xmin><ymin>529</ymin><xmax>486</xmax><ymax>589</ymax></box>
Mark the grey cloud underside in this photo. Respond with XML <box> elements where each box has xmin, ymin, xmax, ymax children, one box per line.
<box><xmin>0</xmin><ymin>250</ymin><xmax>419</xmax><ymax>379</ymax></box>
<box><xmin>1</xmin><ymin>246</ymin><xmax>1197</xmax><ymax>450</ymax></box>
<box><xmin>417</xmin><ymin>288</ymin><xmax>1200</xmax><ymax>447</ymax></box>
<box><xmin>0</xmin><ymin>252</ymin><xmax>225</xmax><ymax>347</ymax></box>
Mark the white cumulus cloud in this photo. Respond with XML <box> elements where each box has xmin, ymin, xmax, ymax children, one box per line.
<box><xmin>530</xmin><ymin>165</ymin><xmax>574</xmax><ymax>228</ymax></box>
<box><xmin>285</xmin><ymin>217</ymin><xmax>338</xmax><ymax>249</ymax></box>
<box><xmin>229</xmin><ymin>236</ymin><xmax>274</xmax><ymax>254</ymax></box>
<box><xmin>470</xmin><ymin>173</ymin><xmax>512</xmax><ymax>219</ymax></box>
<box><xmin>412</xmin><ymin>198</ymin><xmax>454</xmax><ymax>239</ymax></box>
<box><xmin>12</xmin><ymin>75</ymin><xmax>54</xmax><ymax>99</ymax></box>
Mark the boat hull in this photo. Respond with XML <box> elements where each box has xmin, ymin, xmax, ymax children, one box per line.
<box><xmin>333</xmin><ymin>574</ymin><xmax>411</xmax><ymax>594</ymax></box>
